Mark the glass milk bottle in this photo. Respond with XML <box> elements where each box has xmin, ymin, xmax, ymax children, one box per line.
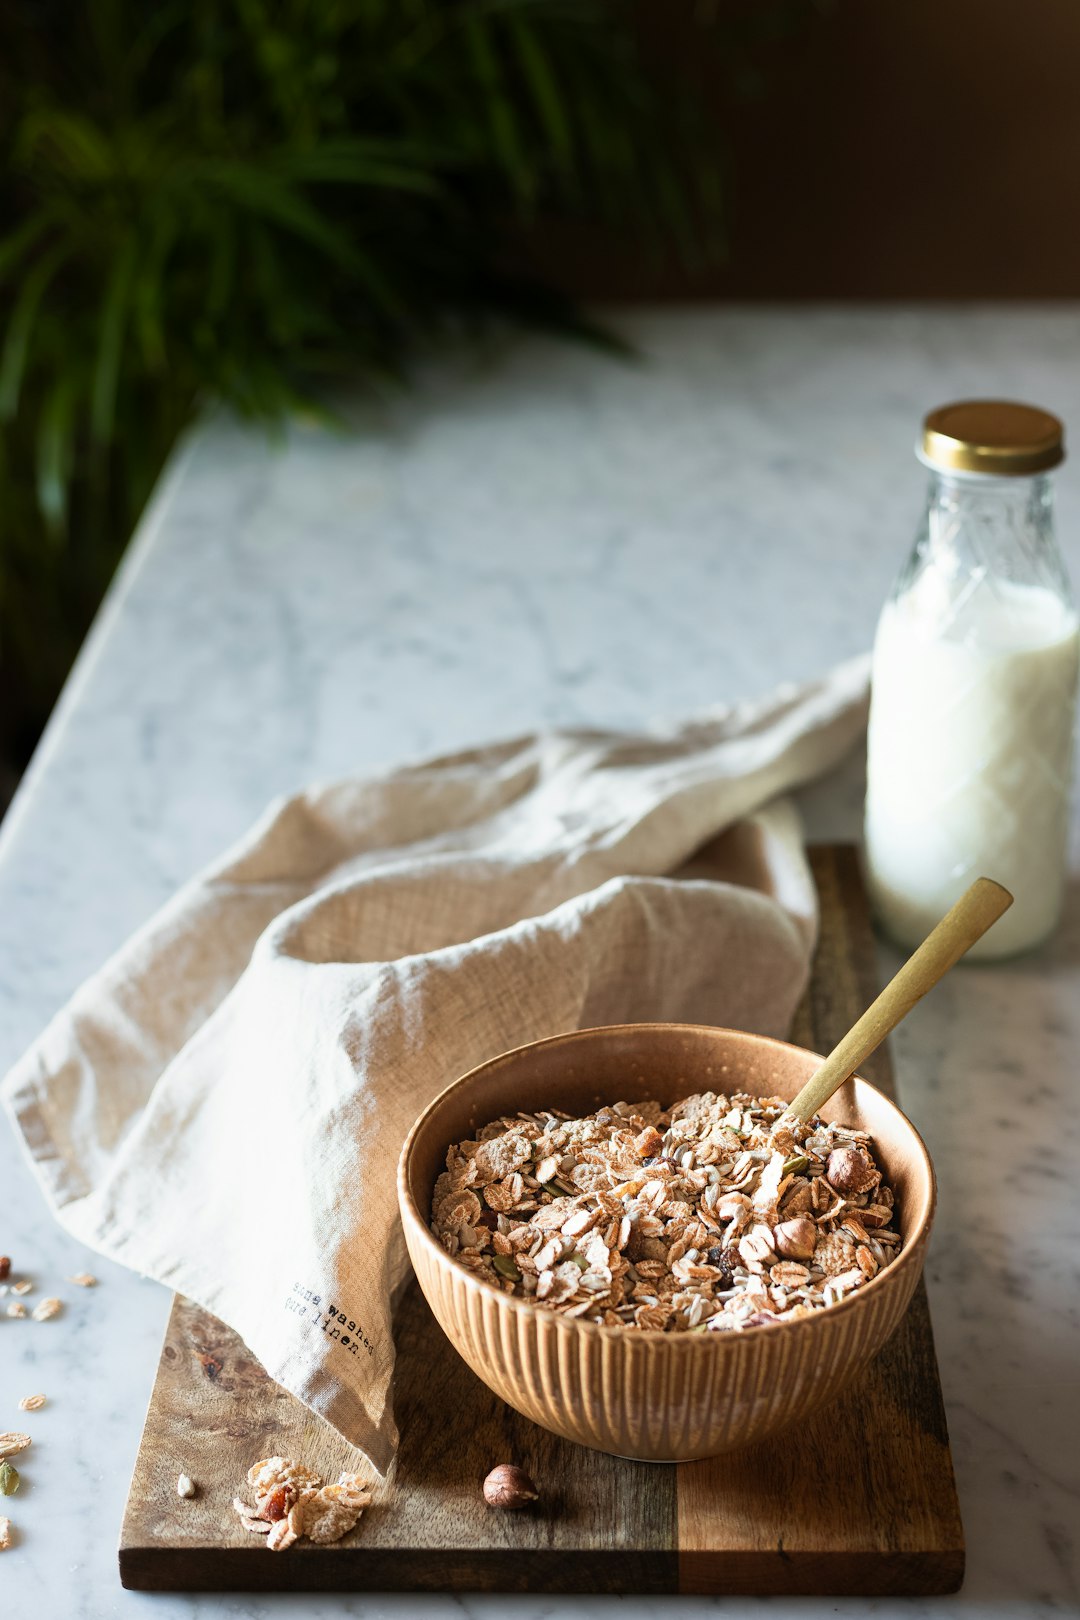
<box><xmin>865</xmin><ymin>400</ymin><xmax>1079</xmax><ymax>958</ymax></box>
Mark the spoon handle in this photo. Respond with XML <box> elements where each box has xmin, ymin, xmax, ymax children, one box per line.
<box><xmin>785</xmin><ymin>876</ymin><xmax>1013</xmax><ymax>1126</ymax></box>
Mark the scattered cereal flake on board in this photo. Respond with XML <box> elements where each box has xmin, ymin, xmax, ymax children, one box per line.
<box><xmin>5</xmin><ymin>1304</ymin><xmax>26</xmax><ymax>1320</ymax></box>
<box><xmin>247</xmin><ymin>1456</ymin><xmax>321</xmax><ymax>1503</ymax></box>
<box><xmin>255</xmin><ymin>1484</ymin><xmax>297</xmax><ymax>1522</ymax></box>
<box><xmin>232</xmin><ymin>1496</ymin><xmax>270</xmax><ymax>1534</ymax></box>
<box><xmin>11</xmin><ymin>1281</ymin><xmax>32</xmax><ymax>1296</ymax></box>
<box><xmin>266</xmin><ymin>1512</ymin><xmax>302</xmax><ymax>1552</ymax></box>
<box><xmin>0</xmin><ymin>1435</ymin><xmax>31</xmax><ymax>1459</ymax></box>
<box><xmin>68</xmin><ymin>1274</ymin><xmax>97</xmax><ymax>1288</ymax></box>
<box><xmin>31</xmin><ymin>1298</ymin><xmax>61</xmax><ymax>1322</ymax></box>
<box><xmin>17</xmin><ymin>1396</ymin><xmax>45</xmax><ymax>1413</ymax></box>
<box><xmin>0</xmin><ymin>1516</ymin><xmax>11</xmax><ymax>1550</ymax></box>
<box><xmin>298</xmin><ymin>1481</ymin><xmax>371</xmax><ymax>1545</ymax></box>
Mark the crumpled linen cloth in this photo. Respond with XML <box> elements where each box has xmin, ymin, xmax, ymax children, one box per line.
<box><xmin>3</xmin><ymin>656</ymin><xmax>868</xmax><ymax>1474</ymax></box>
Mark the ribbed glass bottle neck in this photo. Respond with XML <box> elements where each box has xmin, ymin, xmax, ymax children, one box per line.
<box><xmin>925</xmin><ymin>468</ymin><xmax>1053</xmax><ymax>519</ymax></box>
<box><xmin>910</xmin><ymin>468</ymin><xmax>1070</xmax><ymax>601</ymax></box>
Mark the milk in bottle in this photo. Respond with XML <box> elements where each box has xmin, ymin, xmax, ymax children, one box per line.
<box><xmin>865</xmin><ymin>401</ymin><xmax>1078</xmax><ymax>958</ymax></box>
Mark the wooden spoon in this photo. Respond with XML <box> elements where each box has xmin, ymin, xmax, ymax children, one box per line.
<box><xmin>784</xmin><ymin>876</ymin><xmax>1013</xmax><ymax>1126</ymax></box>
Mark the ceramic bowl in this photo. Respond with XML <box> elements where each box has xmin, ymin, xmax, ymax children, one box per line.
<box><xmin>396</xmin><ymin>1022</ymin><xmax>935</xmax><ymax>1462</ymax></box>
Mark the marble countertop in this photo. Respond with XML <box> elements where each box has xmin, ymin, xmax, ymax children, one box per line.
<box><xmin>1</xmin><ymin>308</ymin><xmax>1078</xmax><ymax>1618</ymax></box>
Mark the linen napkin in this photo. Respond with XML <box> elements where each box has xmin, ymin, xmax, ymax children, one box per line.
<box><xmin>3</xmin><ymin>656</ymin><xmax>868</xmax><ymax>1475</ymax></box>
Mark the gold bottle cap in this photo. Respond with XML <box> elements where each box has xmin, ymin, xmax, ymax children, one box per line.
<box><xmin>921</xmin><ymin>399</ymin><xmax>1064</xmax><ymax>476</ymax></box>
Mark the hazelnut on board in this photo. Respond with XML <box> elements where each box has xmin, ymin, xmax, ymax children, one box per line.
<box><xmin>483</xmin><ymin>1464</ymin><xmax>539</xmax><ymax>1509</ymax></box>
<box><xmin>826</xmin><ymin>1146</ymin><xmax>877</xmax><ymax>1197</ymax></box>
<box><xmin>773</xmin><ymin>1217</ymin><xmax>817</xmax><ymax>1261</ymax></box>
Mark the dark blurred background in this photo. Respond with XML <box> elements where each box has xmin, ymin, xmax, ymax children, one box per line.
<box><xmin>2</xmin><ymin>0</ymin><xmax>1078</xmax><ymax>810</ymax></box>
<box><xmin>533</xmin><ymin>0</ymin><xmax>1080</xmax><ymax>301</ymax></box>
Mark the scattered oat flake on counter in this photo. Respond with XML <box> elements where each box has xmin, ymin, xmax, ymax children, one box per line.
<box><xmin>11</xmin><ymin>1281</ymin><xmax>32</xmax><ymax>1296</ymax></box>
<box><xmin>17</xmin><ymin>1396</ymin><xmax>45</xmax><ymax>1413</ymax></box>
<box><xmin>5</xmin><ymin>1303</ymin><xmax>26</xmax><ymax>1319</ymax></box>
<box><xmin>0</xmin><ymin>1435</ymin><xmax>31</xmax><ymax>1459</ymax></box>
<box><xmin>68</xmin><ymin>1273</ymin><xmax>97</xmax><ymax>1287</ymax></box>
<box><xmin>0</xmin><ymin>1516</ymin><xmax>11</xmax><ymax>1550</ymax></box>
<box><xmin>31</xmin><ymin>1298</ymin><xmax>61</xmax><ymax>1322</ymax></box>
<box><xmin>432</xmin><ymin>1091</ymin><xmax>901</xmax><ymax>1332</ymax></box>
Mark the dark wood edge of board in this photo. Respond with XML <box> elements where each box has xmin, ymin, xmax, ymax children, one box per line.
<box><xmin>119</xmin><ymin>1546</ymin><xmax>964</xmax><ymax>1597</ymax></box>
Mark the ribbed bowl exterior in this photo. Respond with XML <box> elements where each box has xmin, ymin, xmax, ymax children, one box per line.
<box><xmin>398</xmin><ymin>1024</ymin><xmax>935</xmax><ymax>1462</ymax></box>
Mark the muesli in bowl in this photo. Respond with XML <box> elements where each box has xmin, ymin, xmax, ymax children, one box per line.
<box><xmin>398</xmin><ymin>1023</ymin><xmax>934</xmax><ymax>1461</ymax></box>
<box><xmin>430</xmin><ymin>1092</ymin><xmax>901</xmax><ymax>1332</ymax></box>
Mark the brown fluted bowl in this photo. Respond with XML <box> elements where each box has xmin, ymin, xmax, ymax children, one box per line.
<box><xmin>397</xmin><ymin>1023</ymin><xmax>935</xmax><ymax>1462</ymax></box>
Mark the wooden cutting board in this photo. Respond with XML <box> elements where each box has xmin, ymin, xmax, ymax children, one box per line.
<box><xmin>119</xmin><ymin>844</ymin><xmax>964</xmax><ymax>1595</ymax></box>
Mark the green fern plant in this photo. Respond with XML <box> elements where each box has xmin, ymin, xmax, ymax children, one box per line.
<box><xmin>0</xmin><ymin>0</ymin><xmax>805</xmax><ymax>759</ymax></box>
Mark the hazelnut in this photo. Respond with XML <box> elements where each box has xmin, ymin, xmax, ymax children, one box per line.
<box><xmin>773</xmin><ymin>1216</ymin><xmax>817</xmax><ymax>1261</ymax></box>
<box><xmin>482</xmin><ymin>1464</ymin><xmax>539</xmax><ymax>1509</ymax></box>
<box><xmin>826</xmin><ymin>1146</ymin><xmax>877</xmax><ymax>1197</ymax></box>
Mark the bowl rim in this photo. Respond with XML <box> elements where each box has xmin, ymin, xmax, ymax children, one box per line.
<box><xmin>396</xmin><ymin>1021</ymin><xmax>937</xmax><ymax>1347</ymax></box>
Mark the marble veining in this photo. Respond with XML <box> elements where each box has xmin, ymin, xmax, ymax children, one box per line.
<box><xmin>2</xmin><ymin>307</ymin><xmax>1080</xmax><ymax>1617</ymax></box>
